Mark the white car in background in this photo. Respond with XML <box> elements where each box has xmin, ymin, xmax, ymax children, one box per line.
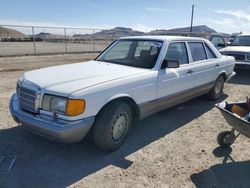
<box><xmin>10</xmin><ymin>36</ymin><xmax>235</xmax><ymax>151</ymax></box>
<box><xmin>220</xmin><ymin>34</ymin><xmax>250</xmax><ymax>70</ymax></box>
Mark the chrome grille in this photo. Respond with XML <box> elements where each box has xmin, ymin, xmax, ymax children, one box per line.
<box><xmin>17</xmin><ymin>82</ymin><xmax>40</xmax><ymax>113</ymax></box>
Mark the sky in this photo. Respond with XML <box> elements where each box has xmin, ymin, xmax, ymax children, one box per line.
<box><xmin>0</xmin><ymin>0</ymin><xmax>250</xmax><ymax>34</ymax></box>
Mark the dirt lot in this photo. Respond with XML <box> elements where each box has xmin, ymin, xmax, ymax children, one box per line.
<box><xmin>0</xmin><ymin>54</ymin><xmax>250</xmax><ymax>188</ymax></box>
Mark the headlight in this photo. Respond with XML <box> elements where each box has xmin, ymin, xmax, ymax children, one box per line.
<box><xmin>51</xmin><ymin>97</ymin><xmax>67</xmax><ymax>114</ymax></box>
<box><xmin>42</xmin><ymin>94</ymin><xmax>85</xmax><ymax>116</ymax></box>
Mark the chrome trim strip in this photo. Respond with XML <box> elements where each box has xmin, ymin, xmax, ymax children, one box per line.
<box><xmin>138</xmin><ymin>81</ymin><xmax>214</xmax><ymax>119</ymax></box>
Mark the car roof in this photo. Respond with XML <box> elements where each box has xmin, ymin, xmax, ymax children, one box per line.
<box><xmin>119</xmin><ymin>35</ymin><xmax>207</xmax><ymax>42</ymax></box>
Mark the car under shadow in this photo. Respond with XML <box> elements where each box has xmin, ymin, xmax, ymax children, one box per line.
<box><xmin>0</xmin><ymin>95</ymin><xmax>227</xmax><ymax>187</ymax></box>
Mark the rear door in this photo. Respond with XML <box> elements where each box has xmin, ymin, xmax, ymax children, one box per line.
<box><xmin>188</xmin><ymin>42</ymin><xmax>219</xmax><ymax>88</ymax></box>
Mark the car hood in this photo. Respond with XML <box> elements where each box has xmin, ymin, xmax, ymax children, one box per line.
<box><xmin>24</xmin><ymin>60</ymin><xmax>149</xmax><ymax>95</ymax></box>
<box><xmin>220</xmin><ymin>46</ymin><xmax>250</xmax><ymax>53</ymax></box>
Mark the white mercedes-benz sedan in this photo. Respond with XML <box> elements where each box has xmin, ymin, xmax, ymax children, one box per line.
<box><xmin>10</xmin><ymin>36</ymin><xmax>235</xmax><ymax>151</ymax></box>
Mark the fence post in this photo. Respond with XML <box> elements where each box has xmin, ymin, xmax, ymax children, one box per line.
<box><xmin>64</xmin><ymin>28</ymin><xmax>68</xmax><ymax>53</ymax></box>
<box><xmin>32</xmin><ymin>27</ymin><xmax>36</xmax><ymax>55</ymax></box>
<box><xmin>93</xmin><ymin>29</ymin><xmax>95</xmax><ymax>52</ymax></box>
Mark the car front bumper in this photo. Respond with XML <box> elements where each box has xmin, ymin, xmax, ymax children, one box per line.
<box><xmin>9</xmin><ymin>94</ymin><xmax>95</xmax><ymax>143</ymax></box>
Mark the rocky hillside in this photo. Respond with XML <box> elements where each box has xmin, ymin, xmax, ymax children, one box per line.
<box><xmin>169</xmin><ymin>25</ymin><xmax>217</xmax><ymax>33</ymax></box>
<box><xmin>0</xmin><ymin>25</ymin><xmax>229</xmax><ymax>41</ymax></box>
<box><xmin>73</xmin><ymin>27</ymin><xmax>145</xmax><ymax>39</ymax></box>
<box><xmin>0</xmin><ymin>26</ymin><xmax>27</xmax><ymax>38</ymax></box>
<box><xmin>32</xmin><ymin>32</ymin><xmax>71</xmax><ymax>41</ymax></box>
<box><xmin>149</xmin><ymin>25</ymin><xmax>217</xmax><ymax>35</ymax></box>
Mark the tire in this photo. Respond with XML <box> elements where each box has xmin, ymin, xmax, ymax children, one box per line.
<box><xmin>217</xmin><ymin>131</ymin><xmax>235</xmax><ymax>147</ymax></box>
<box><xmin>207</xmin><ymin>75</ymin><xmax>225</xmax><ymax>100</ymax></box>
<box><xmin>93</xmin><ymin>102</ymin><xmax>132</xmax><ymax>152</ymax></box>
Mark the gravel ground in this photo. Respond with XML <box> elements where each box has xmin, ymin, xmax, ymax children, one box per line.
<box><xmin>0</xmin><ymin>54</ymin><xmax>250</xmax><ymax>188</ymax></box>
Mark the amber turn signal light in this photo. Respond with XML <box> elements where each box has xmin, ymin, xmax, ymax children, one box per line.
<box><xmin>66</xmin><ymin>99</ymin><xmax>85</xmax><ymax>116</ymax></box>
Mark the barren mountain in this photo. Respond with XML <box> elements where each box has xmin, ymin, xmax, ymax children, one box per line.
<box><xmin>32</xmin><ymin>32</ymin><xmax>73</xmax><ymax>40</ymax></box>
<box><xmin>149</xmin><ymin>25</ymin><xmax>217</xmax><ymax>35</ymax></box>
<box><xmin>0</xmin><ymin>26</ymin><xmax>27</xmax><ymax>38</ymax></box>
<box><xmin>73</xmin><ymin>27</ymin><xmax>145</xmax><ymax>39</ymax></box>
<box><xmin>0</xmin><ymin>25</ymin><xmax>229</xmax><ymax>41</ymax></box>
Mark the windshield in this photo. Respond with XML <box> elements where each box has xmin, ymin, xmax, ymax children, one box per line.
<box><xmin>231</xmin><ymin>36</ymin><xmax>250</xmax><ymax>46</ymax></box>
<box><xmin>96</xmin><ymin>39</ymin><xmax>163</xmax><ymax>68</ymax></box>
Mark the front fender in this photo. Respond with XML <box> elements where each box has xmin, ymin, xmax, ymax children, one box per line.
<box><xmin>94</xmin><ymin>93</ymin><xmax>138</xmax><ymax>116</ymax></box>
<box><xmin>105</xmin><ymin>93</ymin><xmax>136</xmax><ymax>104</ymax></box>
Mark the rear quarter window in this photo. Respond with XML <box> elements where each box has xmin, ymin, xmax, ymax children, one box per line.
<box><xmin>188</xmin><ymin>42</ymin><xmax>207</xmax><ymax>62</ymax></box>
<box><xmin>204</xmin><ymin>43</ymin><xmax>217</xmax><ymax>59</ymax></box>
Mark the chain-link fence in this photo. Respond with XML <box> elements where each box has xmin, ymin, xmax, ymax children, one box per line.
<box><xmin>0</xmin><ymin>24</ymin><xmax>230</xmax><ymax>56</ymax></box>
<box><xmin>0</xmin><ymin>25</ymin><xmax>116</xmax><ymax>56</ymax></box>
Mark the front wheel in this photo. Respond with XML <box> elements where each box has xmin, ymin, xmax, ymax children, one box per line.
<box><xmin>207</xmin><ymin>75</ymin><xmax>225</xmax><ymax>100</ymax></box>
<box><xmin>93</xmin><ymin>102</ymin><xmax>132</xmax><ymax>152</ymax></box>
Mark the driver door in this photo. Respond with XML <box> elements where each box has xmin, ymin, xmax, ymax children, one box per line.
<box><xmin>157</xmin><ymin>42</ymin><xmax>195</xmax><ymax>110</ymax></box>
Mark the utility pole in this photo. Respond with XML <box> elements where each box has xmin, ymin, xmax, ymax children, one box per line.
<box><xmin>190</xmin><ymin>4</ymin><xmax>194</xmax><ymax>33</ymax></box>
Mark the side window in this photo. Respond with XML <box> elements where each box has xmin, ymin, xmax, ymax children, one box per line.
<box><xmin>165</xmin><ymin>42</ymin><xmax>189</xmax><ymax>65</ymax></box>
<box><xmin>204</xmin><ymin>44</ymin><xmax>216</xmax><ymax>59</ymax></box>
<box><xmin>188</xmin><ymin>42</ymin><xmax>207</xmax><ymax>62</ymax></box>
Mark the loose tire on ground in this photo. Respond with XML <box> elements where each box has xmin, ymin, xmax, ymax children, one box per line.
<box><xmin>217</xmin><ymin>131</ymin><xmax>235</xmax><ymax>147</ymax></box>
<box><xmin>207</xmin><ymin>75</ymin><xmax>225</xmax><ymax>100</ymax></box>
<box><xmin>93</xmin><ymin>101</ymin><xmax>132</xmax><ymax>152</ymax></box>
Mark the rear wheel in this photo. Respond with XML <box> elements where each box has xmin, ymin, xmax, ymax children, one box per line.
<box><xmin>207</xmin><ymin>75</ymin><xmax>225</xmax><ymax>100</ymax></box>
<box><xmin>93</xmin><ymin>102</ymin><xmax>132</xmax><ymax>152</ymax></box>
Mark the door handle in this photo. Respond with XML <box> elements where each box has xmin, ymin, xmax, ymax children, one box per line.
<box><xmin>186</xmin><ymin>69</ymin><xmax>194</xmax><ymax>74</ymax></box>
<box><xmin>215</xmin><ymin>63</ymin><xmax>220</xmax><ymax>67</ymax></box>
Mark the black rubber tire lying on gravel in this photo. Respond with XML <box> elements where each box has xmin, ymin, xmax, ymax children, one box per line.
<box><xmin>207</xmin><ymin>75</ymin><xmax>225</xmax><ymax>100</ymax></box>
<box><xmin>93</xmin><ymin>101</ymin><xmax>132</xmax><ymax>152</ymax></box>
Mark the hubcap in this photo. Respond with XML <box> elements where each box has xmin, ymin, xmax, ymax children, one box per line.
<box><xmin>111</xmin><ymin>112</ymin><xmax>129</xmax><ymax>143</ymax></box>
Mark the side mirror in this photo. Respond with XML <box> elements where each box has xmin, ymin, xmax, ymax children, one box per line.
<box><xmin>161</xmin><ymin>59</ymin><xmax>180</xmax><ymax>69</ymax></box>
